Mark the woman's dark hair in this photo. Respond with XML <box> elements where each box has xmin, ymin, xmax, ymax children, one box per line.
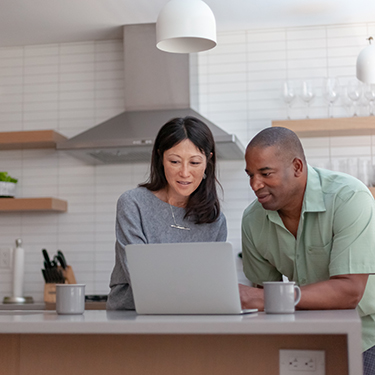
<box><xmin>139</xmin><ymin>116</ymin><xmax>221</xmax><ymax>224</ymax></box>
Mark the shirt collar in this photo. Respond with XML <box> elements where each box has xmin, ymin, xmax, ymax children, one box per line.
<box><xmin>303</xmin><ymin>164</ymin><xmax>326</xmax><ymax>213</ymax></box>
<box><xmin>265</xmin><ymin>164</ymin><xmax>326</xmax><ymax>222</ymax></box>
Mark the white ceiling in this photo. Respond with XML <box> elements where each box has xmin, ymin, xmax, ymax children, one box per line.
<box><xmin>1</xmin><ymin>0</ymin><xmax>375</xmax><ymax>47</ymax></box>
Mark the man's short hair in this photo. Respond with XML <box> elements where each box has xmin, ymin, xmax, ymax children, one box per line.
<box><xmin>247</xmin><ymin>127</ymin><xmax>306</xmax><ymax>163</ymax></box>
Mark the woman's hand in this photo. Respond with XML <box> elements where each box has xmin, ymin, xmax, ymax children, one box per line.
<box><xmin>238</xmin><ymin>284</ymin><xmax>265</xmax><ymax>311</ymax></box>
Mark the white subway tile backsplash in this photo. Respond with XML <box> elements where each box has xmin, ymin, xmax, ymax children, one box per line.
<box><xmin>248</xmin><ymin>60</ymin><xmax>287</xmax><ymax>71</ymax></box>
<box><xmin>326</xmin><ymin>24</ymin><xmax>368</xmax><ymax>38</ymax></box>
<box><xmin>24</xmin><ymin>75</ymin><xmax>59</xmax><ymax>85</ymax></box>
<box><xmin>217</xmin><ymin>31</ymin><xmax>247</xmax><ymax>44</ymax></box>
<box><xmin>24</xmin><ymin>44</ymin><xmax>59</xmax><ymax>57</ymax></box>
<box><xmin>0</xmin><ymin>76</ymin><xmax>23</xmax><ymax>85</ymax></box>
<box><xmin>287</xmin><ymin>58</ymin><xmax>327</xmax><ymax>70</ymax></box>
<box><xmin>60</xmin><ymin>71</ymin><xmax>95</xmax><ymax>82</ymax></box>
<box><xmin>0</xmin><ymin>48</ymin><xmax>23</xmax><ymax>58</ymax></box>
<box><xmin>24</xmin><ymin>92</ymin><xmax>58</xmax><ymax>102</ymax></box>
<box><xmin>24</xmin><ymin>64</ymin><xmax>59</xmax><ymax>75</ymax></box>
<box><xmin>23</xmin><ymin>110</ymin><xmax>58</xmax><ymax>121</ymax></box>
<box><xmin>59</xmin><ymin>42</ymin><xmax>95</xmax><ymax>54</ymax></box>
<box><xmin>247</xmin><ymin>70</ymin><xmax>287</xmax><ymax>81</ymax></box>
<box><xmin>95</xmin><ymin>40</ymin><xmax>123</xmax><ymax>53</ymax></box>
<box><xmin>1</xmin><ymin>66</ymin><xmax>23</xmax><ymax>76</ymax></box>
<box><xmin>287</xmin><ymin>38</ymin><xmax>327</xmax><ymax>50</ymax></box>
<box><xmin>247</xmin><ymin>29</ymin><xmax>286</xmax><ymax>43</ymax></box>
<box><xmin>287</xmin><ymin>48</ymin><xmax>327</xmax><ymax>59</ymax></box>
<box><xmin>286</xmin><ymin>27</ymin><xmax>327</xmax><ymax>40</ymax></box>
<box><xmin>58</xmin><ymin>108</ymin><xmax>95</xmax><ymax>119</ymax></box>
<box><xmin>0</xmin><ymin>102</ymin><xmax>23</xmax><ymax>112</ymax></box>
<box><xmin>23</xmin><ymin>83</ymin><xmax>59</xmax><ymax>93</ymax></box>
<box><xmin>248</xmin><ymin>40</ymin><xmax>286</xmax><ymax>52</ymax></box>
<box><xmin>207</xmin><ymin>53</ymin><xmax>247</xmax><ymax>64</ymax></box>
<box><xmin>60</xmin><ymin>62</ymin><xmax>95</xmax><ymax>73</ymax></box>
<box><xmin>23</xmin><ymin>101</ymin><xmax>59</xmax><ymax>112</ymax></box>
<box><xmin>59</xmin><ymin>81</ymin><xmax>96</xmax><ymax>91</ymax></box>
<box><xmin>95</xmin><ymin>70</ymin><xmax>124</xmax><ymax>80</ymax></box>
<box><xmin>327</xmin><ymin>35</ymin><xmax>368</xmax><ymax>49</ymax></box>
<box><xmin>25</xmin><ymin>55</ymin><xmax>59</xmax><ymax>66</ymax></box>
<box><xmin>247</xmin><ymin>50</ymin><xmax>287</xmax><ymax>61</ymax></box>
<box><xmin>59</xmin><ymin>53</ymin><xmax>95</xmax><ymax>65</ymax></box>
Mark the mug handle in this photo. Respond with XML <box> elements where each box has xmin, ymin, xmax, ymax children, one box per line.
<box><xmin>294</xmin><ymin>285</ymin><xmax>301</xmax><ymax>306</ymax></box>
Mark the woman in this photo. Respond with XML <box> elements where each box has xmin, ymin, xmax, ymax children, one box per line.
<box><xmin>107</xmin><ymin>116</ymin><xmax>227</xmax><ymax>310</ymax></box>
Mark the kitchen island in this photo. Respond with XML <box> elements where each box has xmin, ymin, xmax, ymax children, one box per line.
<box><xmin>0</xmin><ymin>309</ymin><xmax>362</xmax><ymax>375</ymax></box>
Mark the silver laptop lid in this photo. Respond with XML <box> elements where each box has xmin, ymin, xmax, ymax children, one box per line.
<box><xmin>126</xmin><ymin>242</ymin><xmax>244</xmax><ymax>315</ymax></box>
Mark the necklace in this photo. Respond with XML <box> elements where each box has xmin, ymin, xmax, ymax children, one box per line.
<box><xmin>168</xmin><ymin>203</ymin><xmax>190</xmax><ymax>231</ymax></box>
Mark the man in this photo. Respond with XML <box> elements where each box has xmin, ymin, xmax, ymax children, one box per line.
<box><xmin>239</xmin><ymin>126</ymin><xmax>375</xmax><ymax>375</ymax></box>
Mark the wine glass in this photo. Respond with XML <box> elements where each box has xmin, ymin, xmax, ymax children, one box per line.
<box><xmin>346</xmin><ymin>78</ymin><xmax>363</xmax><ymax>116</ymax></box>
<box><xmin>364</xmin><ymin>84</ymin><xmax>375</xmax><ymax>116</ymax></box>
<box><xmin>323</xmin><ymin>77</ymin><xmax>340</xmax><ymax>118</ymax></box>
<box><xmin>282</xmin><ymin>81</ymin><xmax>296</xmax><ymax>119</ymax></box>
<box><xmin>299</xmin><ymin>80</ymin><xmax>315</xmax><ymax>118</ymax></box>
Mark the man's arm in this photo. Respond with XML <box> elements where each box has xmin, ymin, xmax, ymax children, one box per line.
<box><xmin>239</xmin><ymin>273</ymin><xmax>369</xmax><ymax>311</ymax></box>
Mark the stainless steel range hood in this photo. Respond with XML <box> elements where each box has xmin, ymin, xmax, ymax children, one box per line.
<box><xmin>57</xmin><ymin>23</ymin><xmax>245</xmax><ymax>164</ymax></box>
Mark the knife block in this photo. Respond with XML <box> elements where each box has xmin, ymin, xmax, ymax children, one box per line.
<box><xmin>43</xmin><ymin>265</ymin><xmax>77</xmax><ymax>303</ymax></box>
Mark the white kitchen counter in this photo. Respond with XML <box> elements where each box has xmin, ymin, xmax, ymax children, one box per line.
<box><xmin>0</xmin><ymin>308</ymin><xmax>361</xmax><ymax>335</ymax></box>
<box><xmin>0</xmin><ymin>309</ymin><xmax>363</xmax><ymax>375</ymax></box>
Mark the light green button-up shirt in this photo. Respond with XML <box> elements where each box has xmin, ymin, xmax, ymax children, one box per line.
<box><xmin>242</xmin><ymin>165</ymin><xmax>375</xmax><ymax>351</ymax></box>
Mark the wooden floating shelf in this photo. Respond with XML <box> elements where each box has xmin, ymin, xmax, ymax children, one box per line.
<box><xmin>0</xmin><ymin>130</ymin><xmax>67</xmax><ymax>150</ymax></box>
<box><xmin>272</xmin><ymin>116</ymin><xmax>375</xmax><ymax>137</ymax></box>
<box><xmin>0</xmin><ymin>198</ymin><xmax>67</xmax><ymax>212</ymax></box>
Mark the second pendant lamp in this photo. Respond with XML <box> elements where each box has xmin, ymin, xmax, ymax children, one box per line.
<box><xmin>357</xmin><ymin>37</ymin><xmax>375</xmax><ymax>84</ymax></box>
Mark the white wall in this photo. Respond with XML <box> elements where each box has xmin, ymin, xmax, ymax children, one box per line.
<box><xmin>0</xmin><ymin>22</ymin><xmax>374</xmax><ymax>301</ymax></box>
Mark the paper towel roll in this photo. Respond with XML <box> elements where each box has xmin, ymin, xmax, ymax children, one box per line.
<box><xmin>12</xmin><ymin>238</ymin><xmax>24</xmax><ymax>298</ymax></box>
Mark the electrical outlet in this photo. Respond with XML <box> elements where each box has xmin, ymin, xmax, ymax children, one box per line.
<box><xmin>280</xmin><ymin>350</ymin><xmax>325</xmax><ymax>375</ymax></box>
<box><xmin>0</xmin><ymin>248</ymin><xmax>12</xmax><ymax>269</ymax></box>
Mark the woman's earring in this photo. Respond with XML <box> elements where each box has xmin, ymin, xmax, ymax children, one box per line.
<box><xmin>203</xmin><ymin>173</ymin><xmax>207</xmax><ymax>179</ymax></box>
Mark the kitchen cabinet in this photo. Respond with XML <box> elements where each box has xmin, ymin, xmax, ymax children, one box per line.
<box><xmin>0</xmin><ymin>309</ymin><xmax>363</xmax><ymax>375</ymax></box>
<box><xmin>272</xmin><ymin>116</ymin><xmax>375</xmax><ymax>137</ymax></box>
<box><xmin>0</xmin><ymin>130</ymin><xmax>68</xmax><ymax>212</ymax></box>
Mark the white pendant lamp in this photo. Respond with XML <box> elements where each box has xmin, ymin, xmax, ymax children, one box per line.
<box><xmin>356</xmin><ymin>37</ymin><xmax>375</xmax><ymax>84</ymax></box>
<box><xmin>156</xmin><ymin>0</ymin><xmax>217</xmax><ymax>54</ymax></box>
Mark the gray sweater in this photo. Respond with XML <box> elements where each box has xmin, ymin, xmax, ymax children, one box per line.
<box><xmin>107</xmin><ymin>187</ymin><xmax>227</xmax><ymax>310</ymax></box>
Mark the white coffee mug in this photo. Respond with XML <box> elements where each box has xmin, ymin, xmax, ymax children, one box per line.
<box><xmin>263</xmin><ymin>281</ymin><xmax>301</xmax><ymax>314</ymax></box>
<box><xmin>56</xmin><ymin>284</ymin><xmax>86</xmax><ymax>315</ymax></box>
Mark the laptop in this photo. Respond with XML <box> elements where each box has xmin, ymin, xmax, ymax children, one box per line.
<box><xmin>126</xmin><ymin>242</ymin><xmax>258</xmax><ymax>315</ymax></box>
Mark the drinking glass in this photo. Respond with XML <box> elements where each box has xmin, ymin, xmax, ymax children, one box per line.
<box><xmin>364</xmin><ymin>84</ymin><xmax>375</xmax><ymax>116</ymax></box>
<box><xmin>299</xmin><ymin>80</ymin><xmax>315</xmax><ymax>118</ymax></box>
<box><xmin>347</xmin><ymin>78</ymin><xmax>363</xmax><ymax>116</ymax></box>
<box><xmin>323</xmin><ymin>77</ymin><xmax>340</xmax><ymax>118</ymax></box>
<box><xmin>282</xmin><ymin>81</ymin><xmax>296</xmax><ymax>119</ymax></box>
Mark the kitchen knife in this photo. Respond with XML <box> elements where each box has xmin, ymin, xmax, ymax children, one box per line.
<box><xmin>57</xmin><ymin>250</ymin><xmax>67</xmax><ymax>269</ymax></box>
<box><xmin>54</xmin><ymin>255</ymin><xmax>66</xmax><ymax>269</ymax></box>
<box><xmin>42</xmin><ymin>249</ymin><xmax>52</xmax><ymax>268</ymax></box>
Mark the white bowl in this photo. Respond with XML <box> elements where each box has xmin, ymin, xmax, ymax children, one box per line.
<box><xmin>0</xmin><ymin>182</ymin><xmax>17</xmax><ymax>197</ymax></box>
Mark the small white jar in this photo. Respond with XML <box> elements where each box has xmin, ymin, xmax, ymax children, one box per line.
<box><xmin>0</xmin><ymin>181</ymin><xmax>16</xmax><ymax>197</ymax></box>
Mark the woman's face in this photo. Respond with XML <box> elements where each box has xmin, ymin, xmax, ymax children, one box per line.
<box><xmin>162</xmin><ymin>139</ymin><xmax>207</xmax><ymax>204</ymax></box>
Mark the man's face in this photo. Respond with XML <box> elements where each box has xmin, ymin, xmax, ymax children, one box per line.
<box><xmin>245</xmin><ymin>145</ymin><xmax>297</xmax><ymax>211</ymax></box>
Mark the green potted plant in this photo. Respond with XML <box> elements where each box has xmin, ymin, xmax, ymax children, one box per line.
<box><xmin>0</xmin><ymin>172</ymin><xmax>18</xmax><ymax>198</ymax></box>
